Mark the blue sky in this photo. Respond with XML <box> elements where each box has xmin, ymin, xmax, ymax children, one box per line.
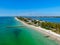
<box><xmin>0</xmin><ymin>0</ymin><xmax>60</xmax><ymax>16</ymax></box>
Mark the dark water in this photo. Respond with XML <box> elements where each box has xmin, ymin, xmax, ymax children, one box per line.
<box><xmin>0</xmin><ymin>17</ymin><xmax>60</xmax><ymax>45</ymax></box>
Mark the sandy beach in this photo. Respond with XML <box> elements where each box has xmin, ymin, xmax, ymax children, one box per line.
<box><xmin>15</xmin><ymin>17</ymin><xmax>60</xmax><ymax>42</ymax></box>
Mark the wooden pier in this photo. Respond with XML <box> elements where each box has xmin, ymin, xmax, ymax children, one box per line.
<box><xmin>6</xmin><ymin>26</ymin><xmax>25</xmax><ymax>28</ymax></box>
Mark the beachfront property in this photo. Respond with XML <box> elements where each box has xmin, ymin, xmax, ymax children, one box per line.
<box><xmin>16</xmin><ymin>16</ymin><xmax>60</xmax><ymax>33</ymax></box>
<box><xmin>0</xmin><ymin>16</ymin><xmax>60</xmax><ymax>45</ymax></box>
<box><xmin>0</xmin><ymin>0</ymin><xmax>60</xmax><ymax>45</ymax></box>
<box><xmin>16</xmin><ymin>16</ymin><xmax>60</xmax><ymax>40</ymax></box>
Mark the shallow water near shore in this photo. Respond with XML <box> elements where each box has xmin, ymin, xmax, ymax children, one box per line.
<box><xmin>0</xmin><ymin>17</ymin><xmax>60</xmax><ymax>45</ymax></box>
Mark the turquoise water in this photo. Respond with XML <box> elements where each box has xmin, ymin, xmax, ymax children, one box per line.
<box><xmin>0</xmin><ymin>17</ymin><xmax>60</xmax><ymax>45</ymax></box>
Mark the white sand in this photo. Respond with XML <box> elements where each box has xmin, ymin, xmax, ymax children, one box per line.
<box><xmin>15</xmin><ymin>17</ymin><xmax>60</xmax><ymax>41</ymax></box>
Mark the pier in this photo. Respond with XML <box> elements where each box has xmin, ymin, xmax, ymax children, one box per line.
<box><xmin>6</xmin><ymin>26</ymin><xmax>25</xmax><ymax>28</ymax></box>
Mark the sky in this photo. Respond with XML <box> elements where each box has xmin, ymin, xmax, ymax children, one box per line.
<box><xmin>0</xmin><ymin>0</ymin><xmax>60</xmax><ymax>16</ymax></box>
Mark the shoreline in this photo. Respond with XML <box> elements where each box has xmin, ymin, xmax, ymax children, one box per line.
<box><xmin>15</xmin><ymin>17</ymin><xmax>60</xmax><ymax>42</ymax></box>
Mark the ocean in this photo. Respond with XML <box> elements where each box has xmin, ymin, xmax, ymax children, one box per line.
<box><xmin>0</xmin><ymin>17</ymin><xmax>60</xmax><ymax>45</ymax></box>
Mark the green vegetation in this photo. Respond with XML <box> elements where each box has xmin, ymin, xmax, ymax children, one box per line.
<box><xmin>16</xmin><ymin>16</ymin><xmax>60</xmax><ymax>34</ymax></box>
